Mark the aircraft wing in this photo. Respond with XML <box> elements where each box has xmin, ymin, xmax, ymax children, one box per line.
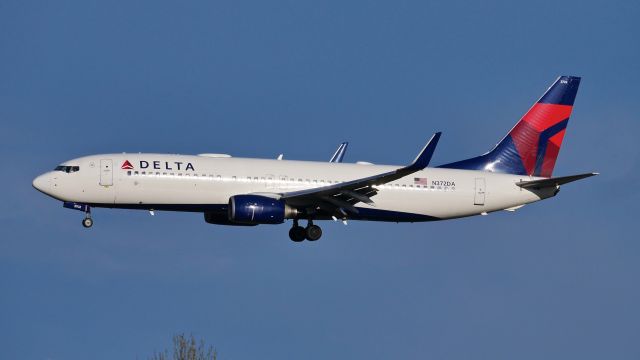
<box><xmin>280</xmin><ymin>133</ymin><xmax>441</xmax><ymax>214</ymax></box>
<box><xmin>329</xmin><ymin>142</ymin><xmax>349</xmax><ymax>163</ymax></box>
<box><xmin>516</xmin><ymin>172</ymin><xmax>598</xmax><ymax>189</ymax></box>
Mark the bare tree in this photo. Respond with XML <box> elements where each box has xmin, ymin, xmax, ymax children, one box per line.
<box><xmin>149</xmin><ymin>333</ymin><xmax>217</xmax><ymax>360</ymax></box>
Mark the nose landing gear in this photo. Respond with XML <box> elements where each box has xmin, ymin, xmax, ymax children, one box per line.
<box><xmin>288</xmin><ymin>219</ymin><xmax>322</xmax><ymax>242</ymax></box>
<box><xmin>82</xmin><ymin>216</ymin><xmax>93</xmax><ymax>228</ymax></box>
<box><xmin>81</xmin><ymin>208</ymin><xmax>93</xmax><ymax>228</ymax></box>
<box><xmin>62</xmin><ymin>202</ymin><xmax>93</xmax><ymax>228</ymax></box>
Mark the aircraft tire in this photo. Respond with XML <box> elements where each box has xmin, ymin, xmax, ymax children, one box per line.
<box><xmin>289</xmin><ymin>226</ymin><xmax>306</xmax><ymax>242</ymax></box>
<box><xmin>82</xmin><ymin>217</ymin><xmax>93</xmax><ymax>228</ymax></box>
<box><xmin>305</xmin><ymin>225</ymin><xmax>322</xmax><ymax>241</ymax></box>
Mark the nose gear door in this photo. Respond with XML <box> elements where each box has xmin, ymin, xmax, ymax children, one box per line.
<box><xmin>100</xmin><ymin>159</ymin><xmax>113</xmax><ymax>186</ymax></box>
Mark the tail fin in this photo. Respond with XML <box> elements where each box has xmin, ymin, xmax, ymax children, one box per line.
<box><xmin>440</xmin><ymin>76</ymin><xmax>581</xmax><ymax>177</ymax></box>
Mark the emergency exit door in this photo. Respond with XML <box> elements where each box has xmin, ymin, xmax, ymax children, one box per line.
<box><xmin>474</xmin><ymin>178</ymin><xmax>485</xmax><ymax>205</ymax></box>
<box><xmin>100</xmin><ymin>159</ymin><xmax>113</xmax><ymax>186</ymax></box>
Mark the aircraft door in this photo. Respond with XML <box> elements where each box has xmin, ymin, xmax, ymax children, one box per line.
<box><xmin>100</xmin><ymin>159</ymin><xmax>113</xmax><ymax>186</ymax></box>
<box><xmin>474</xmin><ymin>177</ymin><xmax>485</xmax><ymax>205</ymax></box>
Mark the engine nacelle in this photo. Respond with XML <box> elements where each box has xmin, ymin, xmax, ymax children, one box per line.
<box><xmin>228</xmin><ymin>195</ymin><xmax>294</xmax><ymax>225</ymax></box>
<box><xmin>204</xmin><ymin>209</ymin><xmax>257</xmax><ymax>226</ymax></box>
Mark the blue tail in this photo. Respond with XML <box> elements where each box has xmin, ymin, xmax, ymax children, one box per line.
<box><xmin>439</xmin><ymin>76</ymin><xmax>581</xmax><ymax>177</ymax></box>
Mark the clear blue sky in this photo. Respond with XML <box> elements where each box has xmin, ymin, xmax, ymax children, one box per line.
<box><xmin>1</xmin><ymin>0</ymin><xmax>639</xmax><ymax>359</ymax></box>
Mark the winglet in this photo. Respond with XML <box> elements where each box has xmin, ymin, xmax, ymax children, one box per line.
<box><xmin>406</xmin><ymin>132</ymin><xmax>441</xmax><ymax>171</ymax></box>
<box><xmin>330</xmin><ymin>142</ymin><xmax>349</xmax><ymax>163</ymax></box>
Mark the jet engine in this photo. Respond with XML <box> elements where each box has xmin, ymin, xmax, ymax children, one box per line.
<box><xmin>228</xmin><ymin>195</ymin><xmax>296</xmax><ymax>225</ymax></box>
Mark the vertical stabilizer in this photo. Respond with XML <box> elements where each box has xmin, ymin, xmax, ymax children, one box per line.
<box><xmin>439</xmin><ymin>76</ymin><xmax>581</xmax><ymax>177</ymax></box>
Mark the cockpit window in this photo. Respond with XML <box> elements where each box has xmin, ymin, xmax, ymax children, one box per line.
<box><xmin>54</xmin><ymin>165</ymin><xmax>80</xmax><ymax>173</ymax></box>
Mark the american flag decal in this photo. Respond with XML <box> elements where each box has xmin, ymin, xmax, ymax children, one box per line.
<box><xmin>414</xmin><ymin>177</ymin><xmax>428</xmax><ymax>185</ymax></box>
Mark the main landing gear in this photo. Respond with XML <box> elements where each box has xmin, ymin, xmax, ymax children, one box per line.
<box><xmin>289</xmin><ymin>219</ymin><xmax>322</xmax><ymax>242</ymax></box>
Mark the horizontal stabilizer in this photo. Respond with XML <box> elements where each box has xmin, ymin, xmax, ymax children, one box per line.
<box><xmin>516</xmin><ymin>172</ymin><xmax>598</xmax><ymax>189</ymax></box>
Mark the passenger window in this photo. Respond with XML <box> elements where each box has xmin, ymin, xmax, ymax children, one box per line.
<box><xmin>55</xmin><ymin>165</ymin><xmax>79</xmax><ymax>173</ymax></box>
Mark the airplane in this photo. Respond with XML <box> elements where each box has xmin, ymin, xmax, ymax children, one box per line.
<box><xmin>33</xmin><ymin>76</ymin><xmax>597</xmax><ymax>242</ymax></box>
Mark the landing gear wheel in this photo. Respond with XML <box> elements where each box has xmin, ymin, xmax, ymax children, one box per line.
<box><xmin>289</xmin><ymin>226</ymin><xmax>306</xmax><ymax>242</ymax></box>
<box><xmin>82</xmin><ymin>217</ymin><xmax>93</xmax><ymax>228</ymax></box>
<box><xmin>305</xmin><ymin>224</ymin><xmax>322</xmax><ymax>241</ymax></box>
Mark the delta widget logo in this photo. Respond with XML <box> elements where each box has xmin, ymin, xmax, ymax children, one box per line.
<box><xmin>121</xmin><ymin>160</ymin><xmax>134</xmax><ymax>170</ymax></box>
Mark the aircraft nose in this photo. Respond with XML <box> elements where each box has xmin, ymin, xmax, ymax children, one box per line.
<box><xmin>32</xmin><ymin>174</ymin><xmax>50</xmax><ymax>193</ymax></box>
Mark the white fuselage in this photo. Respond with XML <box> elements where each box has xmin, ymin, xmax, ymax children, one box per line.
<box><xmin>33</xmin><ymin>153</ymin><xmax>555</xmax><ymax>222</ymax></box>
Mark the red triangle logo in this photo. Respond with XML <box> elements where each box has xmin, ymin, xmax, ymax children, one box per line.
<box><xmin>121</xmin><ymin>160</ymin><xmax>134</xmax><ymax>170</ymax></box>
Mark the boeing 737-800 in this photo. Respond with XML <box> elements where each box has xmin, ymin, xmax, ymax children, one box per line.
<box><xmin>33</xmin><ymin>76</ymin><xmax>596</xmax><ymax>241</ymax></box>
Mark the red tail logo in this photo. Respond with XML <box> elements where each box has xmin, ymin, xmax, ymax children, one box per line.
<box><xmin>121</xmin><ymin>160</ymin><xmax>134</xmax><ymax>170</ymax></box>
